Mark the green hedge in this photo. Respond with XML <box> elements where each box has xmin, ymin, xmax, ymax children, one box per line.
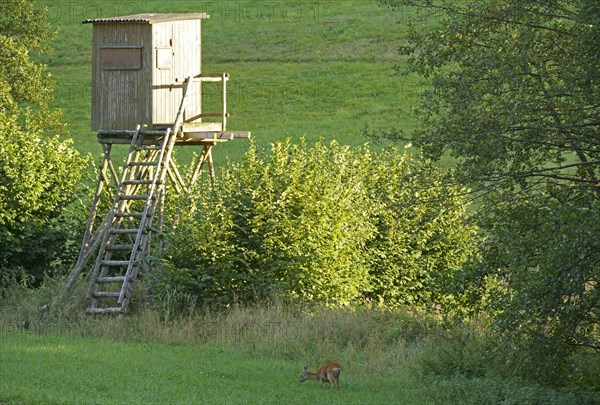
<box><xmin>0</xmin><ymin>109</ymin><xmax>88</xmax><ymax>288</ymax></box>
<box><xmin>151</xmin><ymin>140</ymin><xmax>477</xmax><ymax>309</ymax></box>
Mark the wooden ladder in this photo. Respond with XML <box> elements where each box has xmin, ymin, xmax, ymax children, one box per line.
<box><xmin>85</xmin><ymin>127</ymin><xmax>174</xmax><ymax>314</ymax></box>
<box><xmin>86</xmin><ymin>76</ymin><xmax>192</xmax><ymax>314</ymax></box>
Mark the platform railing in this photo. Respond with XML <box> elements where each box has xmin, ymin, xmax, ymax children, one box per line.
<box><xmin>192</xmin><ymin>72</ymin><xmax>229</xmax><ymax>131</ymax></box>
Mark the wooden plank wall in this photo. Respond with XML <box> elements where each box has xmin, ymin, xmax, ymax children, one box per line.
<box><xmin>152</xmin><ymin>20</ymin><xmax>202</xmax><ymax>126</ymax></box>
<box><xmin>91</xmin><ymin>23</ymin><xmax>152</xmax><ymax>131</ymax></box>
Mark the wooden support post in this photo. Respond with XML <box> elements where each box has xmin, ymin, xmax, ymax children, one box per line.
<box><xmin>107</xmin><ymin>156</ymin><xmax>120</xmax><ymax>188</ymax></box>
<box><xmin>187</xmin><ymin>144</ymin><xmax>213</xmax><ymax>193</ymax></box>
<box><xmin>166</xmin><ymin>166</ymin><xmax>183</xmax><ymax>194</ymax></box>
<box><xmin>167</xmin><ymin>158</ymin><xmax>186</xmax><ymax>194</ymax></box>
<box><xmin>222</xmin><ymin>73</ymin><xmax>227</xmax><ymax>131</ymax></box>
<box><xmin>207</xmin><ymin>145</ymin><xmax>216</xmax><ymax>189</ymax></box>
<box><xmin>157</xmin><ymin>187</ymin><xmax>165</xmax><ymax>250</ymax></box>
<box><xmin>65</xmin><ymin>144</ymin><xmax>112</xmax><ymax>291</ymax></box>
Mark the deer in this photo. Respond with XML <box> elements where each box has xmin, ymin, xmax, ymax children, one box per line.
<box><xmin>299</xmin><ymin>362</ymin><xmax>341</xmax><ymax>389</ymax></box>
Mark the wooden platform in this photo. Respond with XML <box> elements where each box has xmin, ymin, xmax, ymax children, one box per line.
<box><xmin>97</xmin><ymin>128</ymin><xmax>251</xmax><ymax>146</ymax></box>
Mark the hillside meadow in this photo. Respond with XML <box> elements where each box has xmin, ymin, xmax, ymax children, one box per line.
<box><xmin>37</xmin><ymin>0</ymin><xmax>422</xmax><ymax>162</ymax></box>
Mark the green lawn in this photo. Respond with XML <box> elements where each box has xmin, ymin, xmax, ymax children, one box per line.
<box><xmin>1</xmin><ymin>291</ymin><xmax>596</xmax><ymax>405</ymax></box>
<box><xmin>38</xmin><ymin>0</ymin><xmax>419</xmax><ymax>163</ymax></box>
<box><xmin>3</xmin><ymin>327</ymin><xmax>595</xmax><ymax>405</ymax></box>
<box><xmin>0</xmin><ymin>331</ymin><xmax>427</xmax><ymax>405</ymax></box>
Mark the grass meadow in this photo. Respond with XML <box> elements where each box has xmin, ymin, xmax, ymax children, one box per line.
<box><xmin>38</xmin><ymin>0</ymin><xmax>422</xmax><ymax>161</ymax></box>
<box><xmin>1</xmin><ymin>280</ymin><xmax>598</xmax><ymax>404</ymax></box>
<box><xmin>1</xmin><ymin>331</ymin><xmax>421</xmax><ymax>404</ymax></box>
<box><xmin>3</xmin><ymin>1</ymin><xmax>598</xmax><ymax>404</ymax></box>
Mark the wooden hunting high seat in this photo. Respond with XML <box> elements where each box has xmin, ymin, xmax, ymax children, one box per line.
<box><xmin>65</xmin><ymin>14</ymin><xmax>250</xmax><ymax>314</ymax></box>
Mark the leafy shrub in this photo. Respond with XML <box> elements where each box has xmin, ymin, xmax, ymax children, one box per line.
<box><xmin>416</xmin><ymin>322</ymin><xmax>501</xmax><ymax>379</ymax></box>
<box><xmin>364</xmin><ymin>149</ymin><xmax>477</xmax><ymax>309</ymax></box>
<box><xmin>0</xmin><ymin>109</ymin><xmax>88</xmax><ymax>288</ymax></box>
<box><xmin>464</xmin><ymin>187</ymin><xmax>600</xmax><ymax>386</ymax></box>
<box><xmin>151</xmin><ymin>139</ymin><xmax>477</xmax><ymax>309</ymax></box>
<box><xmin>0</xmin><ymin>0</ymin><xmax>89</xmax><ymax>289</ymax></box>
<box><xmin>153</xmin><ymin>140</ymin><xmax>376</xmax><ymax>308</ymax></box>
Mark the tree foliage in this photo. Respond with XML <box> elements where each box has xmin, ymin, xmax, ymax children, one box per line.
<box><xmin>150</xmin><ymin>140</ymin><xmax>477</xmax><ymax>310</ymax></box>
<box><xmin>0</xmin><ymin>0</ymin><xmax>56</xmax><ymax>109</ymax></box>
<box><xmin>384</xmin><ymin>0</ymin><xmax>600</xmax><ymax>384</ymax></box>
<box><xmin>0</xmin><ymin>111</ymin><xmax>87</xmax><ymax>285</ymax></box>
<box><xmin>0</xmin><ymin>0</ymin><xmax>87</xmax><ymax>288</ymax></box>
<box><xmin>386</xmin><ymin>0</ymin><xmax>600</xmax><ymax>195</ymax></box>
<box><xmin>473</xmin><ymin>189</ymin><xmax>600</xmax><ymax>382</ymax></box>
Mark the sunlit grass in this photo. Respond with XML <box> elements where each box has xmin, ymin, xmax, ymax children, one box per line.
<box><xmin>2</xmin><ymin>288</ymin><xmax>597</xmax><ymax>405</ymax></box>
<box><xmin>1</xmin><ymin>331</ymin><xmax>429</xmax><ymax>404</ymax></box>
<box><xmin>37</xmin><ymin>0</ymin><xmax>416</xmax><ymax>162</ymax></box>
<box><xmin>1</xmin><ymin>278</ymin><xmax>598</xmax><ymax>405</ymax></box>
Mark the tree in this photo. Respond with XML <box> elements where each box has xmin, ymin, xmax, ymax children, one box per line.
<box><xmin>0</xmin><ymin>0</ymin><xmax>87</xmax><ymax>288</ymax></box>
<box><xmin>383</xmin><ymin>0</ymin><xmax>599</xmax><ymax>384</ymax></box>
<box><xmin>384</xmin><ymin>0</ymin><xmax>599</xmax><ymax>194</ymax></box>
<box><xmin>0</xmin><ymin>0</ymin><xmax>56</xmax><ymax>109</ymax></box>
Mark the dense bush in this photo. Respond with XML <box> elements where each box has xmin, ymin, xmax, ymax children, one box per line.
<box><xmin>364</xmin><ymin>148</ymin><xmax>477</xmax><ymax>309</ymax></box>
<box><xmin>0</xmin><ymin>110</ymin><xmax>88</xmax><ymax>288</ymax></box>
<box><xmin>0</xmin><ymin>0</ymin><xmax>88</xmax><ymax>290</ymax></box>
<box><xmin>462</xmin><ymin>187</ymin><xmax>600</xmax><ymax>385</ymax></box>
<box><xmin>150</xmin><ymin>140</ymin><xmax>478</xmax><ymax>309</ymax></box>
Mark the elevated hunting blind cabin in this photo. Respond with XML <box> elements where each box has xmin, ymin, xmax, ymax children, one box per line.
<box><xmin>65</xmin><ymin>13</ymin><xmax>250</xmax><ymax>314</ymax></box>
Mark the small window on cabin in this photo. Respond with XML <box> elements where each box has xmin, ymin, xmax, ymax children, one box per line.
<box><xmin>156</xmin><ymin>48</ymin><xmax>173</xmax><ymax>70</ymax></box>
<box><xmin>100</xmin><ymin>47</ymin><xmax>142</xmax><ymax>70</ymax></box>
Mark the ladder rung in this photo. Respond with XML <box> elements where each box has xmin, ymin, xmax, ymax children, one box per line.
<box><xmin>119</xmin><ymin>195</ymin><xmax>149</xmax><ymax>201</ymax></box>
<box><xmin>110</xmin><ymin>228</ymin><xmax>140</xmax><ymax>234</ymax></box>
<box><xmin>97</xmin><ymin>276</ymin><xmax>127</xmax><ymax>283</ymax></box>
<box><xmin>107</xmin><ymin>244</ymin><xmax>135</xmax><ymax>251</ymax></box>
<box><xmin>92</xmin><ymin>291</ymin><xmax>120</xmax><ymax>298</ymax></box>
<box><xmin>101</xmin><ymin>260</ymin><xmax>130</xmax><ymax>266</ymax></box>
<box><xmin>86</xmin><ymin>307</ymin><xmax>124</xmax><ymax>314</ymax></box>
<box><xmin>114</xmin><ymin>212</ymin><xmax>144</xmax><ymax>218</ymax></box>
<box><xmin>129</xmin><ymin>161</ymin><xmax>158</xmax><ymax>166</ymax></box>
<box><xmin>122</xmin><ymin>179</ymin><xmax>154</xmax><ymax>185</ymax></box>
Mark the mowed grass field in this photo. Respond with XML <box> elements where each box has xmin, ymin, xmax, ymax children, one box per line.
<box><xmin>0</xmin><ymin>331</ymin><xmax>426</xmax><ymax>405</ymax></box>
<box><xmin>38</xmin><ymin>0</ymin><xmax>422</xmax><ymax>162</ymax></box>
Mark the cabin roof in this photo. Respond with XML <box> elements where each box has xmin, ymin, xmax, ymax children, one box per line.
<box><xmin>83</xmin><ymin>13</ymin><xmax>209</xmax><ymax>24</ymax></box>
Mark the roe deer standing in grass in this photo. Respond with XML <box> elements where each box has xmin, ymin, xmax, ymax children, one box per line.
<box><xmin>299</xmin><ymin>362</ymin><xmax>341</xmax><ymax>389</ymax></box>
